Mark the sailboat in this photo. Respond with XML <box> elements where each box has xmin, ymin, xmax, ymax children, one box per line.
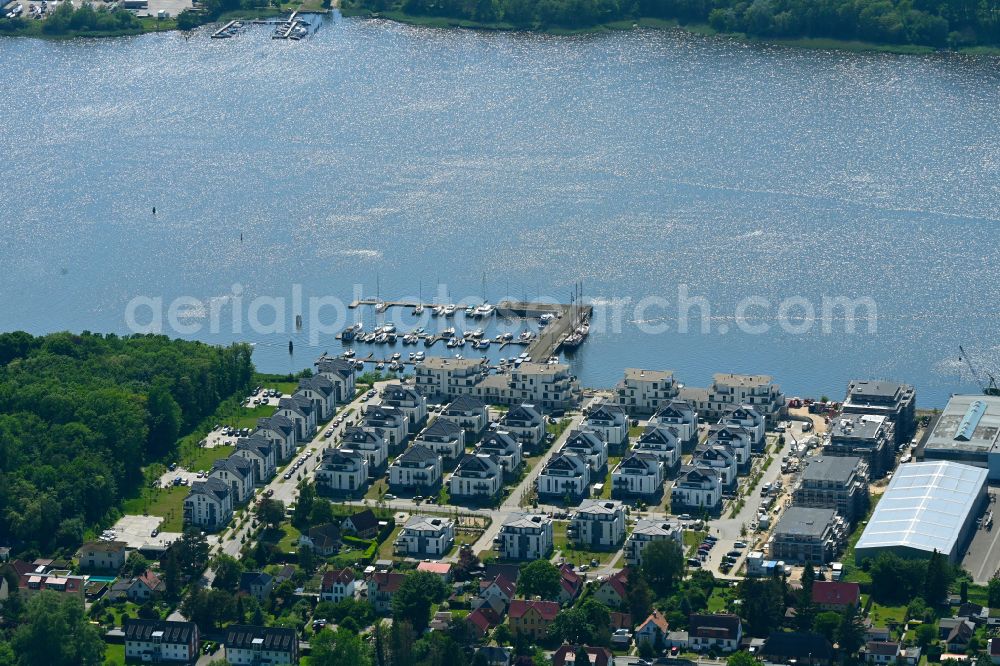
<box><xmin>374</xmin><ymin>273</ymin><xmax>387</xmax><ymax>313</ymax></box>
<box><xmin>414</xmin><ymin>279</ymin><xmax>424</xmax><ymax>315</ymax></box>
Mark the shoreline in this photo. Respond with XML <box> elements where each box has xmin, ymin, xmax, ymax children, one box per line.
<box><xmin>3</xmin><ymin>6</ymin><xmax>999</xmax><ymax>55</ymax></box>
<box><xmin>341</xmin><ymin>8</ymin><xmax>1000</xmax><ymax>56</ymax></box>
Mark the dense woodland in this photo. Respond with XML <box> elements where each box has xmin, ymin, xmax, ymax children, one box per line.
<box><xmin>0</xmin><ymin>2</ymin><xmax>143</xmax><ymax>36</ymax></box>
<box><xmin>0</xmin><ymin>331</ymin><xmax>254</xmax><ymax>555</ymax></box>
<box><xmin>345</xmin><ymin>0</ymin><xmax>1000</xmax><ymax>47</ymax></box>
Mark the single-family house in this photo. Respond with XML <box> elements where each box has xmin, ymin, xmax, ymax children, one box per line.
<box><xmin>320</xmin><ymin>568</ymin><xmax>357</xmax><ymax>603</ymax></box>
<box><xmin>127</xmin><ymin>570</ymin><xmax>164</xmax><ymax>601</ymax></box>
<box><xmin>636</xmin><ymin>610</ymin><xmax>670</xmax><ymax>651</ymax></box>
<box><xmin>239</xmin><ymin>571</ymin><xmax>274</xmax><ymax>603</ymax></box>
<box><xmin>760</xmin><ymin>631</ymin><xmax>834</xmax><ymax>666</ymax></box>
<box><xmin>342</xmin><ymin>508</ymin><xmax>379</xmax><ymax>539</ymax></box>
<box><xmin>298</xmin><ymin>523</ymin><xmax>341</xmax><ymax>556</ymax></box>
<box><xmin>811</xmin><ymin>581</ymin><xmax>860</xmax><ymax>612</ymax></box>
<box><xmin>77</xmin><ymin>541</ymin><xmax>127</xmax><ymax>572</ymax></box>
<box><xmin>593</xmin><ymin>569</ymin><xmax>629</xmax><ymax>609</ymax></box>
<box><xmin>508</xmin><ymin>599</ymin><xmax>560</xmax><ymax>640</ymax></box>
<box><xmin>551</xmin><ymin>644</ymin><xmax>612</xmax><ymax>666</ymax></box>
<box><xmin>368</xmin><ymin>571</ymin><xmax>406</xmax><ymax>614</ymax></box>
<box><xmin>688</xmin><ymin>614</ymin><xmax>743</xmax><ymax>653</ymax></box>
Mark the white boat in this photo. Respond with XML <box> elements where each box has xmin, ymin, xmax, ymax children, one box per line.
<box><xmin>456</xmin><ymin>337</ymin><xmax>466</xmax><ymax>347</ymax></box>
<box><xmin>392</xmin><ymin>352</ymin><xmax>401</xmax><ymax>361</ymax></box>
<box><xmin>376</xmin><ymin>362</ymin><xmax>385</xmax><ymax>370</ymax></box>
<box><xmin>501</xmin><ymin>331</ymin><xmax>513</xmax><ymax>341</ymax></box>
<box><xmin>539</xmin><ymin>313</ymin><xmax>555</xmax><ymax>326</ymax></box>
<box><xmin>441</xmin><ymin>327</ymin><xmax>456</xmax><ymax>339</ymax></box>
<box><xmin>343</xmin><ymin>349</ymin><xmax>356</xmax><ymax>358</ymax></box>
<box><xmin>375</xmin><ymin>333</ymin><xmax>387</xmax><ymax>344</ymax></box>
<box><xmin>414</xmin><ymin>327</ymin><xmax>425</xmax><ymax>334</ymax></box>
<box><xmin>415</xmin><ymin>351</ymin><xmax>425</xmax><ymax>361</ymax></box>
<box><xmin>375</xmin><ymin>301</ymin><xmax>387</xmax><ymax>313</ymax></box>
<box><xmin>519</xmin><ymin>331</ymin><xmax>534</xmax><ymax>341</ymax></box>
<box><xmin>443</xmin><ymin>304</ymin><xmax>457</xmax><ymax>317</ymax></box>
<box><xmin>408</xmin><ymin>352</ymin><xmax>416</xmax><ymax>360</ymax></box>
<box><xmin>432</xmin><ymin>305</ymin><xmax>444</xmax><ymax>317</ymax></box>
<box><xmin>354</xmin><ymin>360</ymin><xmax>365</xmax><ymax>370</ymax></box>
<box><xmin>469</xmin><ymin>328</ymin><xmax>484</xmax><ymax>339</ymax></box>
<box><xmin>475</xmin><ymin>303</ymin><xmax>495</xmax><ymax>318</ymax></box>
<box><xmin>382</xmin><ymin>323</ymin><xmax>396</xmax><ymax>334</ymax></box>
<box><xmin>414</xmin><ymin>303</ymin><xmax>424</xmax><ymax>315</ymax></box>
<box><xmin>477</xmin><ymin>339</ymin><xmax>491</xmax><ymax>349</ymax></box>
<box><xmin>465</xmin><ymin>305</ymin><xmax>476</xmax><ymax>317</ymax></box>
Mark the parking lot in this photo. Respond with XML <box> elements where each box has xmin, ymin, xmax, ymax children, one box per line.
<box><xmin>962</xmin><ymin>487</ymin><xmax>1000</xmax><ymax>583</ymax></box>
<box><xmin>111</xmin><ymin>514</ymin><xmax>184</xmax><ymax>550</ymax></box>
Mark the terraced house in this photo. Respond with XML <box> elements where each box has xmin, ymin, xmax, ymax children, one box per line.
<box><xmin>389</xmin><ymin>445</ymin><xmax>443</xmax><ymax>493</ymax></box>
<box><xmin>500</xmin><ymin>403</ymin><xmax>546</xmax><ymax>450</ymax></box>
<box><xmin>316</xmin><ymin>447</ymin><xmax>370</xmax><ymax>496</ymax></box>
<box><xmin>499</xmin><ymin>513</ymin><xmax>553</xmax><ymax>561</ymax></box>
<box><xmin>381</xmin><ymin>383</ymin><xmax>429</xmax><ymax>433</ymax></box>
<box><xmin>569</xmin><ymin>499</ymin><xmax>626</xmax><ymax>550</ymax></box>
<box><xmin>412</xmin><ymin>418</ymin><xmax>465</xmax><ymax>463</ymax></box>
<box><xmin>449</xmin><ymin>453</ymin><xmax>503</xmax><ymax>501</ymax></box>
<box><xmin>615</xmin><ymin>368</ymin><xmax>680</xmax><ymax>415</ymax></box>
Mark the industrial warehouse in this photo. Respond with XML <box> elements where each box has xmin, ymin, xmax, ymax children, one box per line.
<box><xmin>854</xmin><ymin>460</ymin><xmax>988</xmax><ymax>564</ymax></box>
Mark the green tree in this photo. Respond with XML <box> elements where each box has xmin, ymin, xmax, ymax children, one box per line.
<box><xmin>924</xmin><ymin>550</ymin><xmax>951</xmax><ymax>605</ymax></box>
<box><xmin>915</xmin><ymin>623</ymin><xmax>938</xmax><ymax>649</ymax></box>
<box><xmin>837</xmin><ymin>603</ymin><xmax>865</xmax><ymax>655</ymax></box>
<box><xmin>211</xmin><ymin>553</ymin><xmax>244</xmax><ymax>592</ymax></box>
<box><xmin>311</xmin><ymin>627</ymin><xmax>372</xmax><ymax>666</ymax></box>
<box><xmin>518</xmin><ymin>560</ymin><xmax>562</xmax><ymax>600</ymax></box>
<box><xmin>548</xmin><ymin>607</ymin><xmax>593</xmax><ymax>644</ymax></box>
<box><xmin>638</xmin><ymin>640</ymin><xmax>656</xmax><ymax>659</ymax></box>
<box><xmin>310</xmin><ymin>498</ymin><xmax>335</xmax><ymax>526</ymax></box>
<box><xmin>298</xmin><ymin>544</ymin><xmax>316</xmax><ymax>573</ymax></box>
<box><xmin>174</xmin><ymin>528</ymin><xmax>210</xmax><ymax>579</ymax></box>
<box><xmin>990</xmin><ymin>578</ymin><xmax>1000</xmax><ymax>607</ymax></box>
<box><xmin>728</xmin><ymin>651</ymin><xmax>759</xmax><ymax>666</ymax></box>
<box><xmin>493</xmin><ymin>623</ymin><xmax>513</xmax><ymax>645</ymax></box>
<box><xmin>146</xmin><ymin>381</ymin><xmax>182</xmax><ymax>458</ymax></box>
<box><xmin>626</xmin><ymin>567</ymin><xmax>653</xmax><ymax>620</ymax></box>
<box><xmin>391</xmin><ymin>571</ymin><xmax>447</xmax><ymax>633</ymax></box>
<box><xmin>257</xmin><ymin>498</ymin><xmax>285</xmax><ymax>529</ymax></box>
<box><xmin>813</xmin><ymin>611</ymin><xmax>842</xmax><ymax>642</ymax></box>
<box><xmin>11</xmin><ymin>591</ymin><xmax>104</xmax><ymax>666</ymax></box>
<box><xmin>796</xmin><ymin>562</ymin><xmax>816</xmax><ymax>631</ymax></box>
<box><xmin>737</xmin><ymin>576</ymin><xmax>786</xmax><ymax>637</ymax></box>
<box><xmin>640</xmin><ymin>538</ymin><xmax>685</xmax><ymax>597</ymax></box>
<box><xmin>125</xmin><ymin>551</ymin><xmax>151</xmax><ymax>577</ymax></box>
<box><xmin>293</xmin><ymin>483</ymin><xmax>316</xmax><ymax>529</ymax></box>
<box><xmin>164</xmin><ymin>547</ymin><xmax>182</xmax><ymax>600</ymax></box>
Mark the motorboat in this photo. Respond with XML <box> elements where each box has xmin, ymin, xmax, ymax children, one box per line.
<box><xmin>414</xmin><ymin>351</ymin><xmax>425</xmax><ymax>361</ymax></box>
<box><xmin>413</xmin><ymin>327</ymin><xmax>425</xmax><ymax>335</ymax></box>
<box><xmin>432</xmin><ymin>305</ymin><xmax>444</xmax><ymax>317</ymax></box>
<box><xmin>354</xmin><ymin>360</ymin><xmax>365</xmax><ymax>370</ymax></box>
<box><xmin>374</xmin><ymin>333</ymin><xmax>388</xmax><ymax>344</ymax></box>
<box><xmin>469</xmin><ymin>328</ymin><xmax>484</xmax><ymax>339</ymax></box>
<box><xmin>408</xmin><ymin>352</ymin><xmax>416</xmax><ymax>361</ymax></box>
<box><xmin>382</xmin><ymin>323</ymin><xmax>396</xmax><ymax>334</ymax></box>
<box><xmin>443</xmin><ymin>304</ymin><xmax>457</xmax><ymax>317</ymax></box>
<box><xmin>455</xmin><ymin>337</ymin><xmax>466</xmax><ymax>347</ymax></box>
<box><xmin>501</xmin><ymin>331</ymin><xmax>513</xmax><ymax>341</ymax></box>
<box><xmin>375</xmin><ymin>300</ymin><xmax>387</xmax><ymax>314</ymax></box>
<box><xmin>441</xmin><ymin>327</ymin><xmax>456</xmax><ymax>339</ymax></box>
<box><xmin>539</xmin><ymin>313</ymin><xmax>556</xmax><ymax>326</ymax></box>
<box><xmin>341</xmin><ymin>326</ymin><xmax>356</xmax><ymax>341</ymax></box>
<box><xmin>392</xmin><ymin>352</ymin><xmax>401</xmax><ymax>361</ymax></box>
<box><xmin>465</xmin><ymin>305</ymin><xmax>476</xmax><ymax>317</ymax></box>
<box><xmin>475</xmin><ymin>302</ymin><xmax>495</xmax><ymax>318</ymax></box>
<box><xmin>447</xmin><ymin>338</ymin><xmax>458</xmax><ymax>348</ymax></box>
<box><xmin>519</xmin><ymin>330</ymin><xmax>534</xmax><ymax>341</ymax></box>
<box><xmin>342</xmin><ymin>349</ymin><xmax>356</xmax><ymax>358</ymax></box>
<box><xmin>376</xmin><ymin>361</ymin><xmax>384</xmax><ymax>370</ymax></box>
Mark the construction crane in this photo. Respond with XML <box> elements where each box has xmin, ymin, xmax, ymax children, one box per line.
<box><xmin>958</xmin><ymin>345</ymin><xmax>1000</xmax><ymax>396</ymax></box>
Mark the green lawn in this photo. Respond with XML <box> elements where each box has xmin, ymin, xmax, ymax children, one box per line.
<box><xmin>103</xmin><ymin>643</ymin><xmax>125</xmax><ymax>666</ymax></box>
<box><xmin>260</xmin><ymin>523</ymin><xmax>302</xmax><ymax>553</ymax></box>
<box><xmin>552</xmin><ymin>522</ymin><xmax>617</xmax><ymax>565</ymax></box>
<box><xmin>365</xmin><ymin>478</ymin><xmax>389</xmax><ymax>500</ymax></box>
<box><xmin>598</xmin><ymin>458</ymin><xmax>621</xmax><ymax>499</ymax></box>
<box><xmin>378</xmin><ymin>526</ymin><xmax>402</xmax><ymax>560</ymax></box>
<box><xmin>182</xmin><ymin>445</ymin><xmax>235</xmax><ymax>473</ymax></box>
<box><xmin>707</xmin><ymin>587</ymin><xmax>732</xmax><ymax>612</ymax></box>
<box><xmin>228</xmin><ymin>404</ymin><xmax>279</xmax><ymax>430</ymax></box>
<box><xmin>684</xmin><ymin>530</ymin><xmax>709</xmax><ymax>557</ymax></box>
<box><xmin>121</xmin><ymin>485</ymin><xmax>189</xmax><ymax>532</ymax></box>
<box><xmin>869</xmin><ymin>602</ymin><xmax>907</xmax><ymax>626</ymax></box>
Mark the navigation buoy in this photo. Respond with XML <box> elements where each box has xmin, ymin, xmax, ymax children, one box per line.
<box><xmin>152</xmin><ymin>206</ymin><xmax>156</xmax><ymax>215</ymax></box>
<box><xmin>288</xmin><ymin>340</ymin><xmax>294</xmax><ymax>354</ymax></box>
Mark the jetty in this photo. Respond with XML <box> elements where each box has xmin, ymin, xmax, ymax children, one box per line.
<box><xmin>210</xmin><ymin>19</ymin><xmax>241</xmax><ymax>38</ymax></box>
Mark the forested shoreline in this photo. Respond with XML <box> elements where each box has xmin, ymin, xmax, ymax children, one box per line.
<box><xmin>0</xmin><ymin>331</ymin><xmax>254</xmax><ymax>555</ymax></box>
<box><xmin>344</xmin><ymin>0</ymin><xmax>1000</xmax><ymax>48</ymax></box>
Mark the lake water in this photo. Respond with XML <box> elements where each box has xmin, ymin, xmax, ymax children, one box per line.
<box><xmin>2</xmin><ymin>15</ymin><xmax>999</xmax><ymax>406</ymax></box>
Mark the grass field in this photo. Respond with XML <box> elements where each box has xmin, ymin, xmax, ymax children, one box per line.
<box><xmin>103</xmin><ymin>643</ymin><xmax>125</xmax><ymax>666</ymax></box>
<box><xmin>121</xmin><ymin>485</ymin><xmax>189</xmax><ymax>532</ymax></box>
<box><xmin>598</xmin><ymin>458</ymin><xmax>621</xmax><ymax>499</ymax></box>
<box><xmin>378</xmin><ymin>526</ymin><xmax>402</xmax><ymax>560</ymax></box>
<box><xmin>869</xmin><ymin>602</ymin><xmax>907</xmax><ymax>625</ymax></box>
<box><xmin>684</xmin><ymin>530</ymin><xmax>709</xmax><ymax>557</ymax></box>
<box><xmin>552</xmin><ymin>522</ymin><xmax>616</xmax><ymax>565</ymax></box>
<box><xmin>182</xmin><ymin>445</ymin><xmax>235</xmax><ymax>473</ymax></box>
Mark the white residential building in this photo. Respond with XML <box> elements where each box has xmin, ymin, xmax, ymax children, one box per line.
<box><xmin>315</xmin><ymin>355</ymin><xmax>357</xmax><ymax>403</ymax></box>
<box><xmin>382</xmin><ymin>384</ymin><xmax>429</xmax><ymax>434</ymax></box>
<box><xmin>448</xmin><ymin>453</ymin><xmax>503</xmax><ymax>501</ymax></box>
<box><xmin>224</xmin><ymin>626</ymin><xmax>298</xmax><ymax>666</ymax></box>
<box><xmin>696</xmin><ymin>445</ymin><xmax>737</xmax><ymax>489</ymax></box>
<box><xmin>500</xmin><ymin>403</ymin><xmax>546</xmax><ymax>450</ymax></box>
<box><xmin>569</xmin><ymin>499</ymin><xmax>626</xmax><ymax>550</ymax></box>
<box><xmin>276</xmin><ymin>394</ymin><xmax>317</xmax><ymax>441</ymax></box>
<box><xmin>615</xmin><ymin>368</ymin><xmax>680</xmax><ymax>415</ymax></box>
<box><xmin>342</xmin><ymin>426</ymin><xmax>388</xmax><ymax>470</ymax></box>
<box><xmin>123</xmin><ymin>619</ymin><xmax>198</xmax><ymax>664</ymax></box>
<box><xmin>671</xmin><ymin>466</ymin><xmax>722</xmax><ymax>513</ymax></box>
<box><xmin>210</xmin><ymin>455</ymin><xmax>255</xmax><ymax>504</ymax></box>
<box><xmin>183</xmin><ymin>477</ymin><xmax>233</xmax><ymax>530</ymax></box>
<box><xmin>320</xmin><ymin>568</ymin><xmax>357</xmax><ymax>604</ymax></box>
<box><xmin>388</xmin><ymin>445</ymin><xmax>443</xmax><ymax>492</ymax></box>
<box><xmin>585</xmin><ymin>402</ymin><xmax>630</xmax><ymax>451</ymax></box>
<box><xmin>414</xmin><ymin>356</ymin><xmax>487</xmax><ymax>401</ymax></box>
<box><xmin>476</xmin><ymin>430</ymin><xmax>523</xmax><ymax>478</ymax></box>
<box><xmin>413</xmin><ymin>418</ymin><xmax>465</xmax><ymax>462</ymax></box>
<box><xmin>611</xmin><ymin>453</ymin><xmax>665</xmax><ymax>498</ymax></box>
<box><xmin>315</xmin><ymin>447</ymin><xmax>369</xmax><ymax>496</ymax></box>
<box><xmin>537</xmin><ymin>452</ymin><xmax>590</xmax><ymax>500</ymax></box>
<box><xmin>296</xmin><ymin>375</ymin><xmax>336</xmax><ymax>422</ymax></box>
<box><xmin>707</xmin><ymin>424</ymin><xmax>753</xmax><ymax>471</ymax></box>
<box><xmin>652</xmin><ymin>399</ymin><xmax>699</xmax><ymax>450</ymax></box>
<box><xmin>363</xmin><ymin>405</ymin><xmax>410</xmax><ymax>451</ymax></box>
<box><xmin>440</xmin><ymin>395</ymin><xmax>490</xmax><ymax>439</ymax></box>
<box><xmin>255</xmin><ymin>415</ymin><xmax>297</xmax><ymax>461</ymax></box>
<box><xmin>235</xmin><ymin>435</ymin><xmax>276</xmax><ymax>484</ymax></box>
<box><xmin>633</xmin><ymin>424</ymin><xmax>681</xmax><ymax>471</ymax></box>
<box><xmin>721</xmin><ymin>405</ymin><xmax>766</xmax><ymax>452</ymax></box>
<box><xmin>395</xmin><ymin>515</ymin><xmax>455</xmax><ymax>557</ymax></box>
<box><xmin>499</xmin><ymin>513</ymin><xmax>553</xmax><ymax>561</ymax></box>
<box><xmin>561</xmin><ymin>429</ymin><xmax>608</xmax><ymax>473</ymax></box>
<box><xmin>707</xmin><ymin>373</ymin><xmax>786</xmax><ymax>427</ymax></box>
<box><xmin>625</xmin><ymin>518</ymin><xmax>684</xmax><ymax>567</ymax></box>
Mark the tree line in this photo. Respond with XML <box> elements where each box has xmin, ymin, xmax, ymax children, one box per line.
<box><xmin>0</xmin><ymin>331</ymin><xmax>254</xmax><ymax>555</ymax></box>
<box><xmin>344</xmin><ymin>0</ymin><xmax>1000</xmax><ymax>47</ymax></box>
<box><xmin>0</xmin><ymin>1</ymin><xmax>142</xmax><ymax>36</ymax></box>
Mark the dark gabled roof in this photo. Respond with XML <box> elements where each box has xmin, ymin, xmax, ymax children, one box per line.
<box><xmin>637</xmin><ymin>423</ymin><xmax>680</xmax><ymax>447</ymax></box>
<box><xmin>123</xmin><ymin>618</ymin><xmax>195</xmax><ymax>644</ymax></box>
<box><xmin>866</xmin><ymin>641</ymin><xmax>900</xmax><ymax>656</ymax></box>
<box><xmin>678</xmin><ymin>465</ymin><xmax>720</xmax><ymax>486</ymax></box>
<box><xmin>225</xmin><ymin>625</ymin><xmax>297</xmax><ymax>652</ymax></box>
<box><xmin>689</xmin><ymin>613</ymin><xmax>742</xmax><ymax>639</ymax></box>
<box><xmin>587</xmin><ymin>402</ymin><xmax>627</xmax><ymax>425</ymax></box>
<box><xmin>212</xmin><ymin>454</ymin><xmax>254</xmax><ymax>479</ymax></box>
<box><xmin>383</xmin><ymin>384</ymin><xmax>423</xmax><ymax>404</ymax></box>
<box><xmin>723</xmin><ymin>405</ymin><xmax>762</xmax><ymax>422</ymax></box>
<box><xmin>298</xmin><ymin>374</ymin><xmax>335</xmax><ymax>396</ymax></box>
<box><xmin>187</xmin><ymin>477</ymin><xmax>230</xmax><ymax>502</ymax></box>
<box><xmin>396</xmin><ymin>444</ymin><xmax>439</xmax><ymax>465</ymax></box>
<box><xmin>420</xmin><ymin>418</ymin><xmax>463</xmax><ymax>440</ymax></box>
<box><xmin>343</xmin><ymin>426</ymin><xmax>382</xmax><ymax>446</ymax></box>
<box><xmin>344</xmin><ymin>508</ymin><xmax>378</xmax><ymax>534</ymax></box>
<box><xmin>453</xmin><ymin>453</ymin><xmax>501</xmax><ymax>476</ymax></box>
<box><xmin>654</xmin><ymin>399</ymin><xmax>696</xmax><ymax>421</ymax></box>
<box><xmin>237</xmin><ymin>435</ymin><xmax>274</xmax><ymax>459</ymax></box>
<box><xmin>503</xmin><ymin>403</ymin><xmax>543</xmax><ymax>426</ymax></box>
<box><xmin>239</xmin><ymin>571</ymin><xmax>273</xmax><ymax>592</ymax></box>
<box><xmin>698</xmin><ymin>445</ymin><xmax>735</xmax><ymax>464</ymax></box>
<box><xmin>315</xmin><ymin>356</ymin><xmax>355</xmax><ymax>378</ymax></box>
<box><xmin>307</xmin><ymin>523</ymin><xmax>341</xmax><ymax>548</ymax></box>
<box><xmin>257</xmin><ymin>414</ymin><xmax>295</xmax><ymax>436</ymax></box>
<box><xmin>365</xmin><ymin>405</ymin><xmax>405</xmax><ymax>424</ymax></box>
<box><xmin>565</xmin><ymin>428</ymin><xmax>605</xmax><ymax>451</ymax></box>
<box><xmin>616</xmin><ymin>452</ymin><xmax>660</xmax><ymax>473</ymax></box>
<box><xmin>479</xmin><ymin>431</ymin><xmax>518</xmax><ymax>452</ymax></box>
<box><xmin>762</xmin><ymin>632</ymin><xmax>834</xmax><ymax>661</ymax></box>
<box><xmin>484</xmin><ymin>562</ymin><xmax>520</xmax><ymax>582</ymax></box>
<box><xmin>445</xmin><ymin>395</ymin><xmax>487</xmax><ymax>414</ymax></box>
<box><xmin>279</xmin><ymin>394</ymin><xmax>314</xmax><ymax>415</ymax></box>
<box><xmin>708</xmin><ymin>424</ymin><xmax>752</xmax><ymax>443</ymax></box>
<box><xmin>544</xmin><ymin>452</ymin><xmax>586</xmax><ymax>473</ymax></box>
<box><xmin>811</xmin><ymin>581</ymin><xmax>860</xmax><ymax>606</ymax></box>
<box><xmin>323</xmin><ymin>447</ymin><xmax>365</xmax><ymax>467</ymax></box>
